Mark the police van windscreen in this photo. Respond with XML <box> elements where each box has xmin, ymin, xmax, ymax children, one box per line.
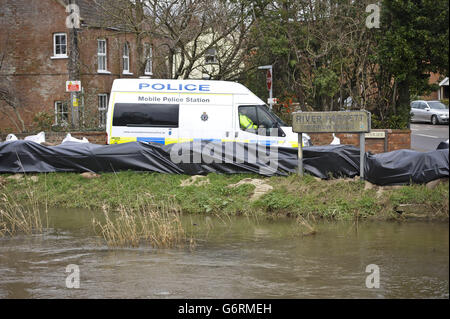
<box><xmin>113</xmin><ymin>103</ymin><xmax>179</xmax><ymax>127</ymax></box>
<box><xmin>261</xmin><ymin>105</ymin><xmax>287</xmax><ymax>126</ymax></box>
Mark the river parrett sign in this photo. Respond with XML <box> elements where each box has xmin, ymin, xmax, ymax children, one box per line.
<box><xmin>292</xmin><ymin>111</ymin><xmax>371</xmax><ymax>133</ymax></box>
<box><xmin>292</xmin><ymin>110</ymin><xmax>371</xmax><ymax>179</ymax></box>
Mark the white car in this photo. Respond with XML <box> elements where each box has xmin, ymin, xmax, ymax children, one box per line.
<box><xmin>410</xmin><ymin>100</ymin><xmax>449</xmax><ymax>125</ymax></box>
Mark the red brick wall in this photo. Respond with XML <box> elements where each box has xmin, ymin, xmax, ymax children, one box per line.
<box><xmin>386</xmin><ymin>130</ymin><xmax>411</xmax><ymax>152</ymax></box>
<box><xmin>422</xmin><ymin>72</ymin><xmax>440</xmax><ymax>100</ymax></box>
<box><xmin>0</xmin><ymin>0</ymin><xmax>70</xmax><ymax>131</ymax></box>
<box><xmin>0</xmin><ymin>0</ymin><xmax>151</xmax><ymax>133</ymax></box>
<box><xmin>309</xmin><ymin>129</ymin><xmax>411</xmax><ymax>153</ymax></box>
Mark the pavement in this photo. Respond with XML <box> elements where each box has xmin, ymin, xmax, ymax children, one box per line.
<box><xmin>410</xmin><ymin>123</ymin><xmax>449</xmax><ymax>152</ymax></box>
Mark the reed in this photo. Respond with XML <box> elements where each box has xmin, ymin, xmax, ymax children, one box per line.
<box><xmin>295</xmin><ymin>215</ymin><xmax>317</xmax><ymax>237</ymax></box>
<box><xmin>0</xmin><ymin>187</ymin><xmax>48</xmax><ymax>237</ymax></box>
<box><xmin>93</xmin><ymin>200</ymin><xmax>189</xmax><ymax>248</ymax></box>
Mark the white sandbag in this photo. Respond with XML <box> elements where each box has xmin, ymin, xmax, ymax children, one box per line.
<box><xmin>330</xmin><ymin>133</ymin><xmax>341</xmax><ymax>145</ymax></box>
<box><xmin>24</xmin><ymin>131</ymin><xmax>46</xmax><ymax>144</ymax></box>
<box><xmin>5</xmin><ymin>134</ymin><xmax>18</xmax><ymax>141</ymax></box>
<box><xmin>62</xmin><ymin>133</ymin><xmax>89</xmax><ymax>144</ymax></box>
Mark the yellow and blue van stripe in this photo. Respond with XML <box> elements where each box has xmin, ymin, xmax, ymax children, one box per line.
<box><xmin>110</xmin><ymin>137</ymin><xmax>300</xmax><ymax>147</ymax></box>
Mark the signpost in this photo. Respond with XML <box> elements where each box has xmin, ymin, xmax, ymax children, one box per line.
<box><xmin>292</xmin><ymin>110</ymin><xmax>371</xmax><ymax>179</ymax></box>
<box><xmin>258</xmin><ymin>65</ymin><xmax>273</xmax><ymax>110</ymax></box>
<box><xmin>66</xmin><ymin>81</ymin><xmax>81</xmax><ymax>92</ymax></box>
<box><xmin>267</xmin><ymin>98</ymin><xmax>277</xmax><ymax>105</ymax></box>
<box><xmin>266</xmin><ymin>69</ymin><xmax>272</xmax><ymax>91</ymax></box>
<box><xmin>66</xmin><ymin>81</ymin><xmax>81</xmax><ymax>128</ymax></box>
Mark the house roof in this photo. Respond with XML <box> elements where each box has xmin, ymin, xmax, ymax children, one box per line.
<box><xmin>439</xmin><ymin>77</ymin><xmax>449</xmax><ymax>87</ymax></box>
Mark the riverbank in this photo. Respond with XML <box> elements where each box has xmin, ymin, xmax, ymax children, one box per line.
<box><xmin>1</xmin><ymin>172</ymin><xmax>448</xmax><ymax>222</ymax></box>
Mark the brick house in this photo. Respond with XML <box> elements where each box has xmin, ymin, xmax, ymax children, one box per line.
<box><xmin>421</xmin><ymin>73</ymin><xmax>449</xmax><ymax>101</ymax></box>
<box><xmin>0</xmin><ymin>0</ymin><xmax>153</xmax><ymax>133</ymax></box>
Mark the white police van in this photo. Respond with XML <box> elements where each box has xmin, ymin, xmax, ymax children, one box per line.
<box><xmin>106</xmin><ymin>79</ymin><xmax>311</xmax><ymax>147</ymax></box>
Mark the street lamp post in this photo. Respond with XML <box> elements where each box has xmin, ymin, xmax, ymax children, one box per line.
<box><xmin>258</xmin><ymin>65</ymin><xmax>273</xmax><ymax>109</ymax></box>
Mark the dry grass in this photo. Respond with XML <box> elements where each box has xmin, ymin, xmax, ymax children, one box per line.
<box><xmin>295</xmin><ymin>215</ymin><xmax>317</xmax><ymax>236</ymax></box>
<box><xmin>93</xmin><ymin>200</ymin><xmax>191</xmax><ymax>248</ymax></box>
<box><xmin>0</xmin><ymin>190</ymin><xmax>48</xmax><ymax>237</ymax></box>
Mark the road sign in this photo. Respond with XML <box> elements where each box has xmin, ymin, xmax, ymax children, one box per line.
<box><xmin>66</xmin><ymin>81</ymin><xmax>81</xmax><ymax>92</ymax></box>
<box><xmin>292</xmin><ymin>110</ymin><xmax>371</xmax><ymax>180</ymax></box>
<box><xmin>292</xmin><ymin>111</ymin><xmax>371</xmax><ymax>133</ymax></box>
<box><xmin>365</xmin><ymin>131</ymin><xmax>385</xmax><ymax>138</ymax></box>
<box><xmin>267</xmin><ymin>98</ymin><xmax>277</xmax><ymax>105</ymax></box>
<box><xmin>266</xmin><ymin>69</ymin><xmax>272</xmax><ymax>91</ymax></box>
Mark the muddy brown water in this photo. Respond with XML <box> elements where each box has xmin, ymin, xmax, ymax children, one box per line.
<box><xmin>0</xmin><ymin>208</ymin><xmax>448</xmax><ymax>298</ymax></box>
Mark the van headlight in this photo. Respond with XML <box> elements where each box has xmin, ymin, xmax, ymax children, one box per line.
<box><xmin>302</xmin><ymin>137</ymin><xmax>312</xmax><ymax>147</ymax></box>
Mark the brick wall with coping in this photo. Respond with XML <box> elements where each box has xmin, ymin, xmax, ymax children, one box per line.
<box><xmin>309</xmin><ymin>129</ymin><xmax>411</xmax><ymax>153</ymax></box>
<box><xmin>2</xmin><ymin>129</ymin><xmax>411</xmax><ymax>152</ymax></box>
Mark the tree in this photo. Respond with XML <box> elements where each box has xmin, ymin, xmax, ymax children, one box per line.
<box><xmin>145</xmin><ymin>0</ymin><xmax>255</xmax><ymax>80</ymax></box>
<box><xmin>91</xmin><ymin>0</ymin><xmax>255</xmax><ymax>80</ymax></box>
<box><xmin>246</xmin><ymin>0</ymin><xmax>449</xmax><ymax>128</ymax></box>
<box><xmin>246</xmin><ymin>0</ymin><xmax>375</xmax><ymax>113</ymax></box>
<box><xmin>372</xmin><ymin>0</ymin><xmax>449</xmax><ymax>128</ymax></box>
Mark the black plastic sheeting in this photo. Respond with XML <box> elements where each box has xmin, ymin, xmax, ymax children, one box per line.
<box><xmin>364</xmin><ymin>149</ymin><xmax>449</xmax><ymax>185</ymax></box>
<box><xmin>0</xmin><ymin>140</ymin><xmax>448</xmax><ymax>185</ymax></box>
<box><xmin>437</xmin><ymin>140</ymin><xmax>449</xmax><ymax>150</ymax></box>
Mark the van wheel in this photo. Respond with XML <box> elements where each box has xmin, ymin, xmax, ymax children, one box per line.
<box><xmin>431</xmin><ymin>115</ymin><xmax>439</xmax><ymax>125</ymax></box>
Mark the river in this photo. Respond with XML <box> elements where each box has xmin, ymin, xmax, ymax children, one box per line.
<box><xmin>0</xmin><ymin>208</ymin><xmax>448</xmax><ymax>298</ymax></box>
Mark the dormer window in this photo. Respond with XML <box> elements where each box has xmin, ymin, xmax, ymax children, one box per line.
<box><xmin>205</xmin><ymin>48</ymin><xmax>218</xmax><ymax>64</ymax></box>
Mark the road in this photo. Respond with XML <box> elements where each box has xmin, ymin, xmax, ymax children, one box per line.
<box><xmin>410</xmin><ymin>123</ymin><xmax>449</xmax><ymax>152</ymax></box>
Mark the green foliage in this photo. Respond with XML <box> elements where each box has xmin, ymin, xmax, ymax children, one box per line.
<box><xmin>371</xmin><ymin>112</ymin><xmax>411</xmax><ymax>130</ymax></box>
<box><xmin>372</xmin><ymin>0</ymin><xmax>449</xmax><ymax>123</ymax></box>
<box><xmin>313</xmin><ymin>68</ymin><xmax>340</xmax><ymax>98</ymax></box>
<box><xmin>243</xmin><ymin>0</ymin><xmax>449</xmax><ymax>128</ymax></box>
<box><xmin>3</xmin><ymin>172</ymin><xmax>447</xmax><ymax>221</ymax></box>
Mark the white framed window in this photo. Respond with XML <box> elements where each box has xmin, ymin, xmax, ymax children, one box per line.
<box><xmin>122</xmin><ymin>42</ymin><xmax>132</xmax><ymax>74</ymax></box>
<box><xmin>144</xmin><ymin>43</ymin><xmax>153</xmax><ymax>75</ymax></box>
<box><xmin>98</xmin><ymin>94</ymin><xmax>108</xmax><ymax>128</ymax></box>
<box><xmin>97</xmin><ymin>39</ymin><xmax>108</xmax><ymax>73</ymax></box>
<box><xmin>52</xmin><ymin>33</ymin><xmax>67</xmax><ymax>58</ymax></box>
<box><xmin>55</xmin><ymin>101</ymin><xmax>68</xmax><ymax>125</ymax></box>
<box><xmin>205</xmin><ymin>48</ymin><xmax>218</xmax><ymax>64</ymax></box>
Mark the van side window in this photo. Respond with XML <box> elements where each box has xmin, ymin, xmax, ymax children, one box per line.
<box><xmin>113</xmin><ymin>103</ymin><xmax>179</xmax><ymax>127</ymax></box>
<box><xmin>239</xmin><ymin>106</ymin><xmax>258</xmax><ymax>131</ymax></box>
